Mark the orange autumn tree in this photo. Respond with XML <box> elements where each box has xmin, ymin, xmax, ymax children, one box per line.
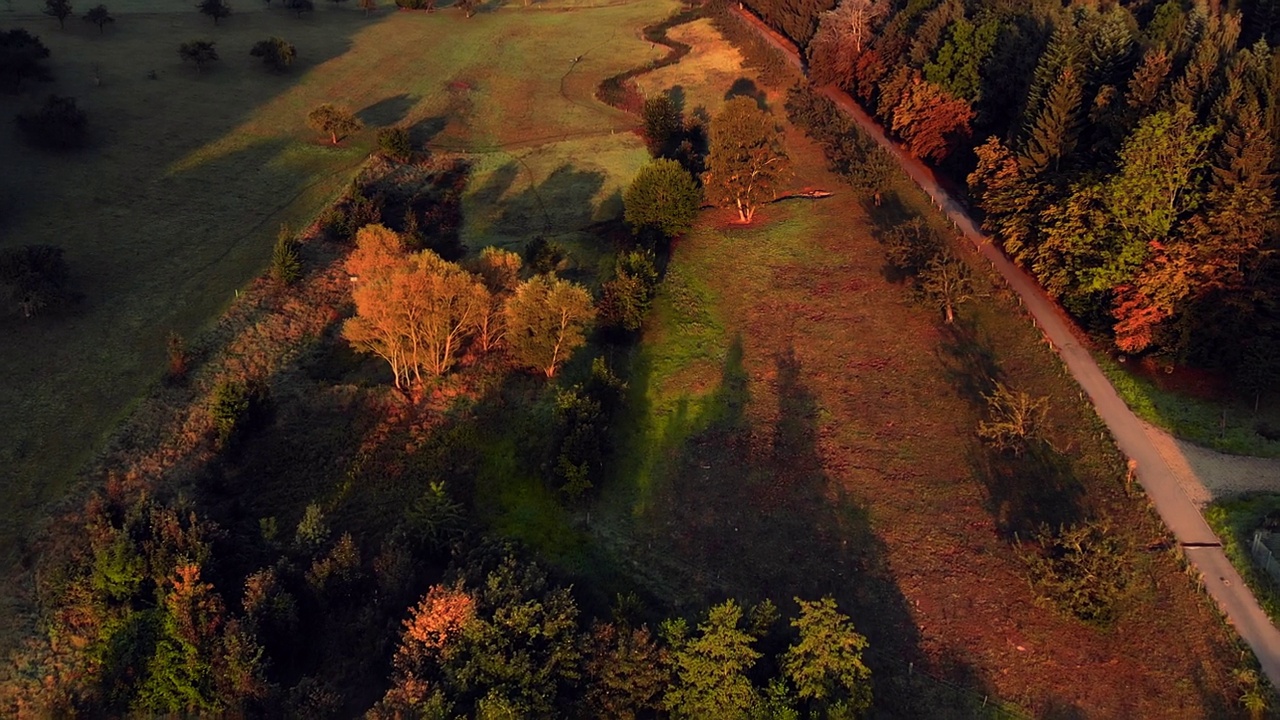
<box><xmin>342</xmin><ymin>224</ymin><xmax>490</xmax><ymax>387</ymax></box>
<box><xmin>890</xmin><ymin>76</ymin><xmax>974</xmax><ymax>163</ymax></box>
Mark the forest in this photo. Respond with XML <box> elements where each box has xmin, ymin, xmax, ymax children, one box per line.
<box><xmin>746</xmin><ymin>0</ymin><xmax>1280</xmax><ymax>398</ymax></box>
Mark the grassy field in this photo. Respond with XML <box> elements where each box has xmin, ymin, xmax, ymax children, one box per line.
<box><xmin>509</xmin><ymin>67</ymin><xmax>1240</xmax><ymax>717</ymax></box>
<box><xmin>0</xmin><ymin>0</ymin><xmax>673</xmax><ymax>626</ymax></box>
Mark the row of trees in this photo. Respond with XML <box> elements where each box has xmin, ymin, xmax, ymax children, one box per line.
<box><xmin>343</xmin><ymin>224</ymin><xmax>594</xmax><ymax>385</ymax></box>
<box><xmin>749</xmin><ymin>0</ymin><xmax>1280</xmax><ymax>393</ymax></box>
<box><xmin>43</xmin><ymin>0</ymin><xmax>114</xmax><ymax>32</ymax></box>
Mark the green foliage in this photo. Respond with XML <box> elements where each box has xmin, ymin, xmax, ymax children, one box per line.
<box><xmin>523</xmin><ymin>236</ymin><xmax>564</xmax><ymax>275</ymax></box>
<box><xmin>17</xmin><ymin>94</ymin><xmax>88</xmax><ymax>150</ymax></box>
<box><xmin>178</xmin><ymin>40</ymin><xmax>219</xmax><ymax>73</ymax></box>
<box><xmin>321</xmin><ymin>184</ymin><xmax>385</xmax><ymax>242</ymax></box>
<box><xmin>880</xmin><ymin>217</ymin><xmax>939</xmax><ymax>280</ymax></box>
<box><xmin>642</xmin><ymin>94</ymin><xmax>683</xmax><ymax>157</ymax></box>
<box><xmin>920</xmin><ymin>251</ymin><xmax>973</xmax><ymax>324</ymax></box>
<box><xmin>251</xmin><ymin>37</ymin><xmax>297</xmax><ymax>72</ymax></box>
<box><xmin>1205</xmin><ymin>495</ymin><xmax>1280</xmax><ymax>625</ymax></box>
<box><xmin>1019</xmin><ymin>67</ymin><xmax>1082</xmax><ymax>176</ymax></box>
<box><xmin>307</xmin><ymin>103</ymin><xmax>362</xmax><ymax>144</ymax></box>
<box><xmin>785</xmin><ymin>84</ymin><xmax>892</xmax><ymax>195</ymax></box>
<box><xmin>600</xmin><ymin>250</ymin><xmax>660</xmax><ymax>332</ymax></box>
<box><xmin>624</xmin><ymin>158</ymin><xmax>702</xmax><ymax>239</ymax></box>
<box><xmin>376</xmin><ymin>126</ymin><xmax>413</xmax><ymax>162</ymax></box>
<box><xmin>664</xmin><ymin>600</ymin><xmax>761</xmax><ymax>720</ymax></box>
<box><xmin>295</xmin><ymin>501</ymin><xmax>330</xmax><ymax>551</ymax></box>
<box><xmin>209</xmin><ymin>378</ymin><xmax>267</xmax><ymax>446</ymax></box>
<box><xmin>1018</xmin><ymin>520</ymin><xmax>1130</xmax><ymax>626</ymax></box>
<box><xmin>780</xmin><ymin>596</ymin><xmax>871</xmax><ymax>716</ymax></box>
<box><xmin>583</xmin><ymin>622</ymin><xmax>670</xmax><ymax>719</ymax></box>
<box><xmin>270</xmin><ymin>224</ymin><xmax>302</xmax><ymax>286</ymax></box>
<box><xmin>923</xmin><ymin>16</ymin><xmax>1000</xmax><ymax>102</ymax></box>
<box><xmin>704</xmin><ymin>97</ymin><xmax>792</xmax><ymax>223</ymax></box>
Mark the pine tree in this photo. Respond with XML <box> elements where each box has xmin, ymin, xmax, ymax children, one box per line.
<box><xmin>1126</xmin><ymin>48</ymin><xmax>1172</xmax><ymax>111</ymax></box>
<box><xmin>1084</xmin><ymin>7</ymin><xmax>1135</xmax><ymax>93</ymax></box>
<box><xmin>1022</xmin><ymin>26</ymin><xmax>1079</xmax><ymax>137</ymax></box>
<box><xmin>1020</xmin><ymin>67</ymin><xmax>1083</xmax><ymax>176</ymax></box>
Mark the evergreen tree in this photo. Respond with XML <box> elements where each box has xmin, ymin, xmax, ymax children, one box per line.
<box><xmin>1022</xmin><ymin>26</ymin><xmax>1079</xmax><ymax>137</ymax></box>
<box><xmin>1020</xmin><ymin>67</ymin><xmax>1083</xmax><ymax>176</ymax></box>
<box><xmin>664</xmin><ymin>601</ymin><xmax>761</xmax><ymax>720</ymax></box>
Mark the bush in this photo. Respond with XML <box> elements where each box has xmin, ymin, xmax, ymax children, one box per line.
<box><xmin>271</xmin><ymin>224</ymin><xmax>302</xmax><ymax>286</ymax></box>
<box><xmin>376</xmin><ymin>126</ymin><xmax>413</xmax><ymax>162</ymax></box>
<box><xmin>523</xmin><ymin>236</ymin><xmax>564</xmax><ymax>275</ymax></box>
<box><xmin>209</xmin><ymin>378</ymin><xmax>269</xmax><ymax>446</ymax></box>
<box><xmin>599</xmin><ymin>250</ymin><xmax>659</xmax><ymax>333</ymax></box>
<box><xmin>250</xmin><ymin>37</ymin><xmax>296</xmax><ymax>72</ymax></box>
<box><xmin>785</xmin><ymin>84</ymin><xmax>892</xmax><ymax>196</ymax></box>
<box><xmin>642</xmin><ymin>94</ymin><xmax>682</xmax><ymax>157</ymax></box>
<box><xmin>1019</xmin><ymin>520</ymin><xmax>1130</xmax><ymax>626</ymax></box>
<box><xmin>0</xmin><ymin>244</ymin><xmax>74</xmax><ymax>317</ymax></box>
<box><xmin>321</xmin><ymin>184</ymin><xmax>385</xmax><ymax>242</ymax></box>
<box><xmin>16</xmin><ymin>95</ymin><xmax>87</xmax><ymax>150</ymax></box>
<box><xmin>623</xmin><ymin>159</ymin><xmax>702</xmax><ymax>240</ymax></box>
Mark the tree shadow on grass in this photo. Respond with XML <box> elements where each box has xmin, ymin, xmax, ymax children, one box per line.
<box><xmin>937</xmin><ymin>318</ymin><xmax>1086</xmax><ymax>538</ymax></box>
<box><xmin>357</xmin><ymin>93</ymin><xmax>419</xmax><ymax>127</ymax></box>
<box><xmin>605</xmin><ymin>334</ymin><xmax>1013</xmax><ymax>714</ymax></box>
<box><xmin>409</xmin><ymin>115</ymin><xmax>448</xmax><ymax>147</ymax></box>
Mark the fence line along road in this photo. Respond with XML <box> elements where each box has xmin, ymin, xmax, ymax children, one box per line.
<box><xmin>728</xmin><ymin>4</ymin><xmax>1280</xmax><ymax>687</ymax></box>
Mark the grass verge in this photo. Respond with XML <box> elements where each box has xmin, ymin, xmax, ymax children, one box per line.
<box><xmin>1205</xmin><ymin>494</ymin><xmax>1280</xmax><ymax>625</ymax></box>
<box><xmin>1097</xmin><ymin>355</ymin><xmax>1280</xmax><ymax>458</ymax></box>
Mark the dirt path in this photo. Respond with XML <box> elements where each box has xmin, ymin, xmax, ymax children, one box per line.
<box><xmin>728</xmin><ymin>3</ymin><xmax>1280</xmax><ymax>690</ymax></box>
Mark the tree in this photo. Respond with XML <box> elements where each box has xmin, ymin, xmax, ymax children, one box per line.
<box><xmin>359</xmin><ymin>0</ymin><xmax>375</xmax><ymax>14</ymax></box>
<box><xmin>376</xmin><ymin>126</ymin><xmax>411</xmax><ymax>162</ymax></box>
<box><xmin>342</xmin><ymin>225</ymin><xmax>490</xmax><ymax>385</ymax></box>
<box><xmin>179</xmin><ymin>40</ymin><xmax>218</xmax><ymax>73</ymax></box>
<box><xmin>270</xmin><ymin>224</ymin><xmax>302</xmax><ymax>286</ymax></box>
<box><xmin>977</xmin><ymin>382</ymin><xmax>1049</xmax><ymax>455</ymax></box>
<box><xmin>642</xmin><ymin>94</ymin><xmax>682</xmax><ymax>157</ymax></box>
<box><xmin>196</xmin><ymin>0</ymin><xmax>231</xmax><ymax>24</ymax></box>
<box><xmin>703</xmin><ymin>97</ymin><xmax>792</xmax><ymax>224</ymax></box>
<box><xmin>250</xmin><ymin>37</ymin><xmax>295</xmax><ymax>71</ymax></box>
<box><xmin>920</xmin><ymin>251</ymin><xmax>973</xmax><ymax>324</ymax></box>
<box><xmin>808</xmin><ymin>0</ymin><xmax>890</xmax><ymax>84</ymax></box>
<box><xmin>1019</xmin><ymin>67</ymin><xmax>1083</xmax><ymax>176</ymax></box>
<box><xmin>16</xmin><ymin>95</ymin><xmax>88</xmax><ymax>150</ymax></box>
<box><xmin>0</xmin><ymin>245</ymin><xmax>72</xmax><ymax>317</ymax></box>
<box><xmin>583</xmin><ymin>622</ymin><xmax>670</xmax><ymax>719</ymax></box>
<box><xmin>889</xmin><ymin>76</ymin><xmax>974</xmax><ymax>163</ymax></box>
<box><xmin>0</xmin><ymin>29</ymin><xmax>52</xmax><ymax>91</ymax></box>
<box><xmin>780</xmin><ymin>596</ymin><xmax>872</xmax><ymax>718</ymax></box>
<box><xmin>664</xmin><ymin>600</ymin><xmax>761</xmax><ymax>719</ymax></box>
<box><xmin>468</xmin><ymin>247</ymin><xmax>522</xmax><ymax>351</ymax></box>
<box><xmin>923</xmin><ymin>16</ymin><xmax>1000</xmax><ymax>102</ymax></box>
<box><xmin>45</xmin><ymin>0</ymin><xmax>73</xmax><ymax>28</ymax></box>
<box><xmin>83</xmin><ymin>4</ymin><xmax>114</xmax><ymax>33</ymax></box>
<box><xmin>308</xmin><ymin>103</ymin><xmax>362</xmax><ymax>145</ymax></box>
<box><xmin>623</xmin><ymin>158</ymin><xmax>702</xmax><ymax>239</ymax></box>
<box><xmin>504</xmin><ymin>275</ymin><xmax>594</xmax><ymax>378</ymax></box>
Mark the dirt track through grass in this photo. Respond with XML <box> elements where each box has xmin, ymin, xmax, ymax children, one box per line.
<box><xmin>0</xmin><ymin>0</ymin><xmax>675</xmax><ymax>628</ymax></box>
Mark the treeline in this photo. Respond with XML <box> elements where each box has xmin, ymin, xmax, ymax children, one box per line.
<box><xmin>745</xmin><ymin>0</ymin><xmax>1280</xmax><ymax>397</ymax></box>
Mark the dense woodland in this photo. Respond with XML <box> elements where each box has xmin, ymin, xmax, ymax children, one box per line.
<box><xmin>747</xmin><ymin>0</ymin><xmax>1280</xmax><ymax>398</ymax></box>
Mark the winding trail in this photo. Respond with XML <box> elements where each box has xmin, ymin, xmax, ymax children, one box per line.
<box><xmin>729</xmin><ymin>4</ymin><xmax>1280</xmax><ymax>688</ymax></box>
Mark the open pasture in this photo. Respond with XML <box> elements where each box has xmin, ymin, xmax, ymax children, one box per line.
<box><xmin>0</xmin><ymin>0</ymin><xmax>673</xmax><ymax>597</ymax></box>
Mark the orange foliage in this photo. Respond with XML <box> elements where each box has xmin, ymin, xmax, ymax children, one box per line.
<box><xmin>399</xmin><ymin>584</ymin><xmax>475</xmax><ymax>657</ymax></box>
<box><xmin>889</xmin><ymin>78</ymin><xmax>974</xmax><ymax>163</ymax></box>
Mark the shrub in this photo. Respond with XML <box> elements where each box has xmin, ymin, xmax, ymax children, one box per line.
<box><xmin>376</xmin><ymin>126</ymin><xmax>413</xmax><ymax>162</ymax></box>
<box><xmin>642</xmin><ymin>94</ymin><xmax>682</xmax><ymax>157</ymax></box>
<box><xmin>270</xmin><ymin>224</ymin><xmax>302</xmax><ymax>286</ymax></box>
<box><xmin>523</xmin><ymin>236</ymin><xmax>564</xmax><ymax>275</ymax></box>
<box><xmin>178</xmin><ymin>39</ymin><xmax>219</xmax><ymax>73</ymax></box>
<box><xmin>16</xmin><ymin>95</ymin><xmax>87</xmax><ymax>150</ymax></box>
<box><xmin>209</xmin><ymin>378</ymin><xmax>269</xmax><ymax>445</ymax></box>
<box><xmin>977</xmin><ymin>382</ymin><xmax>1050</xmax><ymax>456</ymax></box>
<box><xmin>1019</xmin><ymin>520</ymin><xmax>1130</xmax><ymax>626</ymax></box>
<box><xmin>599</xmin><ymin>250</ymin><xmax>659</xmax><ymax>333</ymax></box>
<box><xmin>165</xmin><ymin>331</ymin><xmax>189</xmax><ymax>382</ymax></box>
<box><xmin>308</xmin><ymin>103</ymin><xmax>363</xmax><ymax>145</ymax></box>
<box><xmin>881</xmin><ymin>218</ymin><xmax>939</xmax><ymax>280</ymax></box>
<box><xmin>0</xmin><ymin>244</ymin><xmax>74</xmax><ymax>317</ymax></box>
<box><xmin>321</xmin><ymin>184</ymin><xmax>385</xmax><ymax>242</ymax></box>
<box><xmin>623</xmin><ymin>159</ymin><xmax>702</xmax><ymax>240</ymax></box>
<box><xmin>250</xmin><ymin>37</ymin><xmax>296</xmax><ymax>72</ymax></box>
